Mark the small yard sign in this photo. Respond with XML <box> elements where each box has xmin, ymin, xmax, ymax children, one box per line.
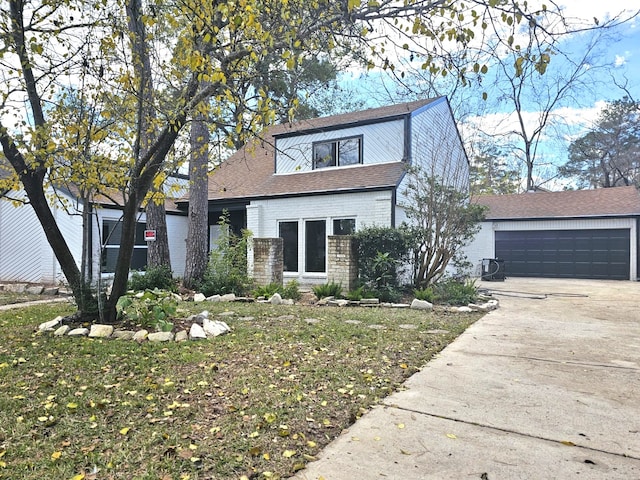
<box><xmin>144</xmin><ymin>229</ymin><xmax>157</xmax><ymax>242</ymax></box>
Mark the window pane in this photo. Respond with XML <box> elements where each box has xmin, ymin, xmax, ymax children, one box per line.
<box><xmin>305</xmin><ymin>220</ymin><xmax>326</xmax><ymax>273</ymax></box>
<box><xmin>313</xmin><ymin>142</ymin><xmax>336</xmax><ymax>169</ymax></box>
<box><xmin>103</xmin><ymin>220</ymin><xmax>121</xmax><ymax>245</ymax></box>
<box><xmin>333</xmin><ymin>218</ymin><xmax>355</xmax><ymax>235</ymax></box>
<box><xmin>339</xmin><ymin>138</ymin><xmax>360</xmax><ymax>165</ymax></box>
<box><xmin>279</xmin><ymin>221</ymin><xmax>299</xmax><ymax>272</ymax></box>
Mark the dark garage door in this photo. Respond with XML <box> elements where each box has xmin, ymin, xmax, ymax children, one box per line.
<box><xmin>495</xmin><ymin>229</ymin><xmax>630</xmax><ymax>280</ymax></box>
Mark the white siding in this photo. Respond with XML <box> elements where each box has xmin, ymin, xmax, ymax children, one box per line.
<box><xmin>247</xmin><ymin>190</ymin><xmax>393</xmax><ymax>284</ymax></box>
<box><xmin>275</xmin><ymin>120</ymin><xmax>405</xmax><ymax>173</ymax></box>
<box><xmin>0</xmin><ymin>189</ymin><xmax>82</xmax><ymax>284</ymax></box>
<box><xmin>463</xmin><ymin>218</ymin><xmax>638</xmax><ymax>280</ymax></box>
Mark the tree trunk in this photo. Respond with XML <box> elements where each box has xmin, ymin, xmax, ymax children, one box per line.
<box><xmin>146</xmin><ymin>196</ymin><xmax>172</xmax><ymax>269</ymax></box>
<box><xmin>183</xmin><ymin>111</ymin><xmax>210</xmax><ymax>289</ymax></box>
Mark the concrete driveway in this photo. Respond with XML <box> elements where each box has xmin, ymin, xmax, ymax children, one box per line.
<box><xmin>292</xmin><ymin>278</ymin><xmax>640</xmax><ymax>479</ymax></box>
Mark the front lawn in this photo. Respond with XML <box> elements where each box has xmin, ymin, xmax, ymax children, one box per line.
<box><xmin>0</xmin><ymin>301</ymin><xmax>480</xmax><ymax>480</ymax></box>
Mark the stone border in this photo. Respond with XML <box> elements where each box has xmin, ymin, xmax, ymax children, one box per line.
<box><xmin>35</xmin><ymin>293</ymin><xmax>498</xmax><ymax>343</ymax></box>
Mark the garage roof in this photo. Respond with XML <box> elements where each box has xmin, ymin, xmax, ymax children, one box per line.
<box><xmin>475</xmin><ymin>186</ymin><xmax>640</xmax><ymax>220</ymax></box>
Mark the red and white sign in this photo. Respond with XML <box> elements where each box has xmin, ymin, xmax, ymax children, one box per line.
<box><xmin>144</xmin><ymin>229</ymin><xmax>157</xmax><ymax>241</ymax></box>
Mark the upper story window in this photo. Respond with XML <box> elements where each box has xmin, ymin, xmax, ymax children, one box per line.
<box><xmin>312</xmin><ymin>136</ymin><xmax>362</xmax><ymax>169</ymax></box>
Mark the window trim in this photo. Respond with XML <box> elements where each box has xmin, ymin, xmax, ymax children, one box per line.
<box><xmin>312</xmin><ymin>135</ymin><xmax>363</xmax><ymax>170</ymax></box>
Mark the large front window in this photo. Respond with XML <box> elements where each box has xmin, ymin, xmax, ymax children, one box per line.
<box><xmin>305</xmin><ymin>220</ymin><xmax>326</xmax><ymax>272</ymax></box>
<box><xmin>333</xmin><ymin>218</ymin><xmax>356</xmax><ymax>235</ymax></box>
<box><xmin>101</xmin><ymin>219</ymin><xmax>148</xmax><ymax>273</ymax></box>
<box><xmin>312</xmin><ymin>136</ymin><xmax>362</xmax><ymax>169</ymax></box>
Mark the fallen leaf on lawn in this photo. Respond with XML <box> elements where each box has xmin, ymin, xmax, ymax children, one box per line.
<box><xmin>283</xmin><ymin>449</ymin><xmax>296</xmax><ymax>458</ymax></box>
<box><xmin>306</xmin><ymin>440</ymin><xmax>317</xmax><ymax>448</ymax></box>
<box><xmin>0</xmin><ymin>362</ymin><xmax>8</xmax><ymax>369</ymax></box>
<box><xmin>119</xmin><ymin>427</ymin><xmax>130</xmax><ymax>435</ymax></box>
<box><xmin>263</xmin><ymin>413</ymin><xmax>277</xmax><ymax>424</ymax></box>
<box><xmin>400</xmin><ymin>449</ymin><xmax>412</xmax><ymax>455</ymax></box>
<box><xmin>71</xmin><ymin>475</ymin><xmax>85</xmax><ymax>480</ymax></box>
<box><xmin>446</xmin><ymin>433</ymin><xmax>457</xmax><ymax>439</ymax></box>
<box><xmin>561</xmin><ymin>440</ymin><xmax>576</xmax><ymax>446</ymax></box>
<box><xmin>51</xmin><ymin>451</ymin><xmax>62</xmax><ymax>460</ymax></box>
<box><xmin>67</xmin><ymin>402</ymin><xmax>78</xmax><ymax>410</ymax></box>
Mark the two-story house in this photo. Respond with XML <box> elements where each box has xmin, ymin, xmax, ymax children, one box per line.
<box><xmin>191</xmin><ymin>96</ymin><xmax>469</xmax><ymax>285</ymax></box>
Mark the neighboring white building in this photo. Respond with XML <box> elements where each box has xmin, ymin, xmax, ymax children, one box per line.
<box><xmin>465</xmin><ymin>187</ymin><xmax>640</xmax><ymax>281</ymax></box>
<box><xmin>187</xmin><ymin>97</ymin><xmax>469</xmax><ymax>285</ymax></box>
<box><xmin>0</xmin><ymin>182</ymin><xmax>188</xmax><ymax>285</ymax></box>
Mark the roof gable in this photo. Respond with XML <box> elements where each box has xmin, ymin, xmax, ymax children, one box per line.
<box><xmin>204</xmin><ymin>99</ymin><xmax>446</xmax><ymax>202</ymax></box>
<box><xmin>475</xmin><ymin>187</ymin><xmax>640</xmax><ymax>220</ymax></box>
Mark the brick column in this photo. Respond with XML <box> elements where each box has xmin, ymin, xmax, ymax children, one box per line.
<box><xmin>327</xmin><ymin>235</ymin><xmax>358</xmax><ymax>292</ymax></box>
<box><xmin>250</xmin><ymin>238</ymin><xmax>283</xmax><ymax>286</ymax></box>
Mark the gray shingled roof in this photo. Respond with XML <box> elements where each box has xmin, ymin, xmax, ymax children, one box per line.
<box><xmin>206</xmin><ymin>99</ymin><xmax>440</xmax><ymax>201</ymax></box>
<box><xmin>475</xmin><ymin>187</ymin><xmax>640</xmax><ymax>220</ymax></box>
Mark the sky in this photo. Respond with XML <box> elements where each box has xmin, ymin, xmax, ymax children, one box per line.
<box><xmin>338</xmin><ymin>1</ymin><xmax>640</xmax><ymax>190</ymax></box>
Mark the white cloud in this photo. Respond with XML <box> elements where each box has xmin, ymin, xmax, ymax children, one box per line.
<box><xmin>615</xmin><ymin>54</ymin><xmax>627</xmax><ymax>67</ymax></box>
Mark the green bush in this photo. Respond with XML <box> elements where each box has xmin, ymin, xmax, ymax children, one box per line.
<box><xmin>282</xmin><ymin>279</ymin><xmax>302</xmax><ymax>301</ymax></box>
<box><xmin>116</xmin><ymin>288</ymin><xmax>177</xmax><ymax>332</ymax></box>
<box><xmin>354</xmin><ymin>226</ymin><xmax>411</xmax><ymax>298</ymax></box>
<box><xmin>345</xmin><ymin>286</ymin><xmax>364</xmax><ymax>301</ymax></box>
<box><xmin>413</xmin><ymin>286</ymin><xmax>436</xmax><ymax>303</ymax></box>
<box><xmin>431</xmin><ymin>278</ymin><xmax>478</xmax><ymax>306</ymax></box>
<box><xmin>312</xmin><ymin>281</ymin><xmax>343</xmax><ymax>299</ymax></box>
<box><xmin>199</xmin><ymin>213</ymin><xmax>252</xmax><ymax>296</ymax></box>
<box><xmin>253</xmin><ymin>282</ymin><xmax>282</xmax><ymax>299</ymax></box>
<box><xmin>128</xmin><ymin>264</ymin><xmax>176</xmax><ymax>292</ymax></box>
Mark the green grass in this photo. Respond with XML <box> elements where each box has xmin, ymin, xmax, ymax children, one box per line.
<box><xmin>0</xmin><ymin>300</ymin><xmax>480</xmax><ymax>480</ymax></box>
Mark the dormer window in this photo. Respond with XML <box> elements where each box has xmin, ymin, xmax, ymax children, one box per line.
<box><xmin>312</xmin><ymin>136</ymin><xmax>362</xmax><ymax>169</ymax></box>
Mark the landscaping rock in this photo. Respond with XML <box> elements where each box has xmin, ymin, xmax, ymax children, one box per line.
<box><xmin>217</xmin><ymin>311</ymin><xmax>235</xmax><ymax>317</ymax></box>
<box><xmin>398</xmin><ymin>324</ymin><xmax>418</xmax><ymax>330</ymax></box>
<box><xmin>328</xmin><ymin>299</ymin><xmax>349</xmax><ymax>307</ymax></box>
<box><xmin>304</xmin><ymin>318</ymin><xmax>320</xmax><ymax>324</ymax></box>
<box><xmin>203</xmin><ymin>318</ymin><xmax>231</xmax><ymax>337</ymax></box>
<box><xmin>456</xmin><ymin>306</ymin><xmax>473</xmax><ymax>313</ymax></box>
<box><xmin>390</xmin><ymin>303</ymin><xmax>410</xmax><ymax>308</ymax></box>
<box><xmin>344</xmin><ymin>320</ymin><xmax>362</xmax><ymax>325</ymax></box>
<box><xmin>26</xmin><ymin>285</ymin><xmax>44</xmax><ymax>295</ymax></box>
<box><xmin>368</xmin><ymin>324</ymin><xmax>386</xmax><ymax>330</ymax></box>
<box><xmin>175</xmin><ymin>330</ymin><xmax>188</xmax><ymax>342</ymax></box>
<box><xmin>189</xmin><ymin>323</ymin><xmax>207</xmax><ymax>340</ymax></box>
<box><xmin>6</xmin><ymin>283</ymin><xmax>27</xmax><ymax>293</ymax></box>
<box><xmin>133</xmin><ymin>329</ymin><xmax>149</xmax><ymax>342</ymax></box>
<box><xmin>282</xmin><ymin>298</ymin><xmax>295</xmax><ymax>305</ymax></box>
<box><xmin>43</xmin><ymin>287</ymin><xmax>59</xmax><ymax>296</ymax></box>
<box><xmin>206</xmin><ymin>294</ymin><xmax>221</xmax><ymax>302</ymax></box>
<box><xmin>269</xmin><ymin>293</ymin><xmax>282</xmax><ymax>305</ymax></box>
<box><xmin>39</xmin><ymin>316</ymin><xmax>63</xmax><ymax>332</ymax></box>
<box><xmin>426</xmin><ymin>329</ymin><xmax>449</xmax><ymax>335</ymax></box>
<box><xmin>193</xmin><ymin>293</ymin><xmax>206</xmax><ymax>302</ymax></box>
<box><xmin>410</xmin><ymin>299</ymin><xmax>433</xmax><ymax>311</ymax></box>
<box><xmin>360</xmin><ymin>298</ymin><xmax>380</xmax><ymax>305</ymax></box>
<box><xmin>68</xmin><ymin>328</ymin><xmax>89</xmax><ymax>336</ymax></box>
<box><xmin>148</xmin><ymin>332</ymin><xmax>174</xmax><ymax>342</ymax></box>
<box><xmin>54</xmin><ymin>325</ymin><xmax>70</xmax><ymax>336</ymax></box>
<box><xmin>220</xmin><ymin>293</ymin><xmax>236</xmax><ymax>302</ymax></box>
<box><xmin>89</xmin><ymin>324</ymin><xmax>114</xmax><ymax>338</ymax></box>
<box><xmin>113</xmin><ymin>330</ymin><xmax>136</xmax><ymax>340</ymax></box>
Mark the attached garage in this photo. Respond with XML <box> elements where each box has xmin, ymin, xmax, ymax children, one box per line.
<box><xmin>465</xmin><ymin>187</ymin><xmax>640</xmax><ymax>281</ymax></box>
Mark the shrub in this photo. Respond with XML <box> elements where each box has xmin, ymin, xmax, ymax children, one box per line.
<box><xmin>253</xmin><ymin>282</ymin><xmax>281</xmax><ymax>299</ymax></box>
<box><xmin>312</xmin><ymin>281</ymin><xmax>343</xmax><ymax>299</ymax></box>
<box><xmin>282</xmin><ymin>279</ymin><xmax>302</xmax><ymax>301</ymax></box>
<box><xmin>413</xmin><ymin>286</ymin><xmax>436</xmax><ymax>303</ymax></box>
<box><xmin>116</xmin><ymin>288</ymin><xmax>177</xmax><ymax>332</ymax></box>
<box><xmin>354</xmin><ymin>226</ymin><xmax>411</xmax><ymax>298</ymax></box>
<box><xmin>432</xmin><ymin>278</ymin><xmax>478</xmax><ymax>306</ymax></box>
<box><xmin>345</xmin><ymin>286</ymin><xmax>364</xmax><ymax>301</ymax></box>
<box><xmin>198</xmin><ymin>213</ymin><xmax>252</xmax><ymax>296</ymax></box>
<box><xmin>128</xmin><ymin>265</ymin><xmax>176</xmax><ymax>292</ymax></box>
